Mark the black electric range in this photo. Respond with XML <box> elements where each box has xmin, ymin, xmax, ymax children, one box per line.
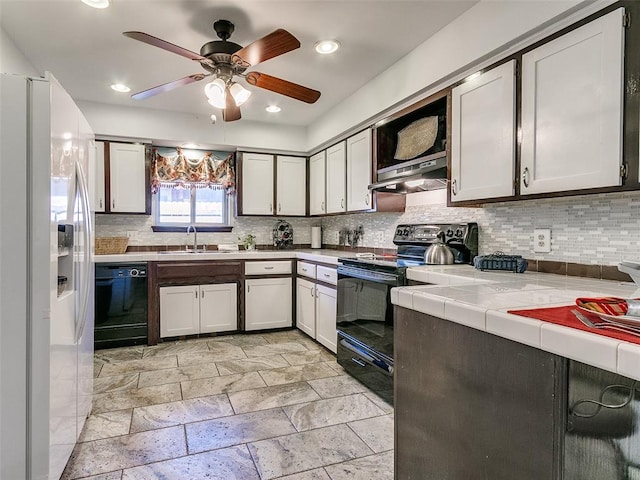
<box><xmin>335</xmin><ymin>223</ymin><xmax>478</xmax><ymax>404</ymax></box>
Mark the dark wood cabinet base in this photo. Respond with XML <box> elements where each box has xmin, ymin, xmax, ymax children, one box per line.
<box><xmin>394</xmin><ymin>307</ymin><xmax>566</xmax><ymax>479</ymax></box>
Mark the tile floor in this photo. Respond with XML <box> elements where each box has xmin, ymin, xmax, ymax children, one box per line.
<box><xmin>62</xmin><ymin>329</ymin><xmax>394</xmax><ymax>480</ymax></box>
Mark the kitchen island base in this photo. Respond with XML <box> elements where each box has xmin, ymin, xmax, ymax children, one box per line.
<box><xmin>395</xmin><ymin>306</ymin><xmax>565</xmax><ymax>479</ymax></box>
<box><xmin>395</xmin><ymin>306</ymin><xmax>640</xmax><ymax>479</ymax></box>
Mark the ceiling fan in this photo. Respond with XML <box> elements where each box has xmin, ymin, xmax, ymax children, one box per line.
<box><xmin>123</xmin><ymin>19</ymin><xmax>321</xmax><ymax>122</ymax></box>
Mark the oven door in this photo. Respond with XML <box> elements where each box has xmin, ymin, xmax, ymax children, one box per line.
<box><xmin>336</xmin><ymin>263</ymin><xmax>397</xmax><ymax>403</ymax></box>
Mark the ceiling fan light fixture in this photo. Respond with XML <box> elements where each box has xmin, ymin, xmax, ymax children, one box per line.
<box><xmin>207</xmin><ymin>96</ymin><xmax>226</xmax><ymax>109</ymax></box>
<box><xmin>81</xmin><ymin>0</ymin><xmax>109</xmax><ymax>8</ymax></box>
<box><xmin>110</xmin><ymin>83</ymin><xmax>130</xmax><ymax>93</ymax></box>
<box><xmin>265</xmin><ymin>105</ymin><xmax>281</xmax><ymax>113</ymax></box>
<box><xmin>204</xmin><ymin>78</ymin><xmax>225</xmax><ymax>99</ymax></box>
<box><xmin>229</xmin><ymin>83</ymin><xmax>251</xmax><ymax>106</ymax></box>
<box><xmin>314</xmin><ymin>40</ymin><xmax>340</xmax><ymax>55</ymax></box>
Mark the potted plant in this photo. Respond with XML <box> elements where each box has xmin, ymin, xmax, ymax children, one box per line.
<box><xmin>238</xmin><ymin>233</ymin><xmax>256</xmax><ymax>251</ymax></box>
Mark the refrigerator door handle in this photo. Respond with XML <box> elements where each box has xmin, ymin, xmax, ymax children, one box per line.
<box><xmin>74</xmin><ymin>160</ymin><xmax>92</xmax><ymax>343</ymax></box>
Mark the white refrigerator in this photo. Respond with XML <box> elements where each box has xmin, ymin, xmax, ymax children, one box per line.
<box><xmin>0</xmin><ymin>73</ymin><xmax>95</xmax><ymax>480</ymax></box>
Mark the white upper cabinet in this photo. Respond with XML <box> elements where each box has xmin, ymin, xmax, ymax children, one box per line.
<box><xmin>346</xmin><ymin>129</ymin><xmax>372</xmax><ymax>211</ymax></box>
<box><xmin>451</xmin><ymin>60</ymin><xmax>516</xmax><ymax>202</ymax></box>
<box><xmin>241</xmin><ymin>153</ymin><xmax>274</xmax><ymax>215</ymax></box>
<box><xmin>109</xmin><ymin>142</ymin><xmax>146</xmax><ymax>213</ymax></box>
<box><xmin>520</xmin><ymin>8</ymin><xmax>625</xmax><ymax>195</ymax></box>
<box><xmin>326</xmin><ymin>141</ymin><xmax>346</xmax><ymax>213</ymax></box>
<box><xmin>91</xmin><ymin>141</ymin><xmax>106</xmax><ymax>212</ymax></box>
<box><xmin>276</xmin><ymin>156</ymin><xmax>306</xmax><ymax>216</ymax></box>
<box><xmin>309</xmin><ymin>151</ymin><xmax>326</xmax><ymax>215</ymax></box>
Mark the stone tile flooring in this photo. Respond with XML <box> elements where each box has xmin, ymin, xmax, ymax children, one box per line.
<box><xmin>62</xmin><ymin>330</ymin><xmax>394</xmax><ymax>480</ymax></box>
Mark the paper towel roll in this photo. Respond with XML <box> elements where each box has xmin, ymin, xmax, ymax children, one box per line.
<box><xmin>311</xmin><ymin>226</ymin><xmax>322</xmax><ymax>249</ymax></box>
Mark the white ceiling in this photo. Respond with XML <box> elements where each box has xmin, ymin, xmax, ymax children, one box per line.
<box><xmin>1</xmin><ymin>0</ymin><xmax>477</xmax><ymax>127</ymax></box>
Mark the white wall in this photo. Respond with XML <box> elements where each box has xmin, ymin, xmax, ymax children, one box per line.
<box><xmin>77</xmin><ymin>100</ymin><xmax>307</xmax><ymax>153</ymax></box>
<box><xmin>306</xmin><ymin>0</ymin><xmax>602</xmax><ymax>151</ymax></box>
<box><xmin>0</xmin><ymin>27</ymin><xmax>38</xmax><ymax>76</ymax></box>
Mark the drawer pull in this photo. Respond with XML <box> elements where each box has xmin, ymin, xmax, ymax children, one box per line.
<box><xmin>264</xmin><ymin>266</ymin><xmax>274</xmax><ymax>270</ymax></box>
<box><xmin>351</xmin><ymin>357</ymin><xmax>367</xmax><ymax>368</ymax></box>
<box><xmin>323</xmin><ymin>273</ymin><xmax>330</xmax><ymax>278</ymax></box>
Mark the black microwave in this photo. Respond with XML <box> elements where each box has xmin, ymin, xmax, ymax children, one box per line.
<box><xmin>375</xmin><ymin>95</ymin><xmax>447</xmax><ymax>172</ymax></box>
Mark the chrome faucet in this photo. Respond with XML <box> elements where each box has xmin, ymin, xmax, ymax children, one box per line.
<box><xmin>186</xmin><ymin>224</ymin><xmax>198</xmax><ymax>252</ymax></box>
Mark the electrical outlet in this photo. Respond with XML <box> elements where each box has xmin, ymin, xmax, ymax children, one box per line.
<box><xmin>126</xmin><ymin>230</ymin><xmax>136</xmax><ymax>238</ymax></box>
<box><xmin>533</xmin><ymin>229</ymin><xmax>551</xmax><ymax>253</ymax></box>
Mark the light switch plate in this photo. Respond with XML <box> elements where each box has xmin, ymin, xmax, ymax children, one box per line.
<box><xmin>533</xmin><ymin>229</ymin><xmax>551</xmax><ymax>253</ymax></box>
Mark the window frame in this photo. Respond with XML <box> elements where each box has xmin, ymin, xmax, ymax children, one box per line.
<box><xmin>151</xmin><ymin>184</ymin><xmax>234</xmax><ymax>233</ymax></box>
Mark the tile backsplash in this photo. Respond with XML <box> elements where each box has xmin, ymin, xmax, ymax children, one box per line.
<box><xmin>96</xmin><ymin>214</ymin><xmax>318</xmax><ymax>249</ymax></box>
<box><xmin>96</xmin><ymin>189</ymin><xmax>640</xmax><ymax>266</ymax></box>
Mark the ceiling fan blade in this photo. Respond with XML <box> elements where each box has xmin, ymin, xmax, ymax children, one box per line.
<box><xmin>232</xmin><ymin>29</ymin><xmax>300</xmax><ymax>67</ymax></box>
<box><xmin>245</xmin><ymin>72</ymin><xmax>321</xmax><ymax>104</ymax></box>
<box><xmin>131</xmin><ymin>74</ymin><xmax>208</xmax><ymax>100</ymax></box>
<box><xmin>123</xmin><ymin>31</ymin><xmax>207</xmax><ymax>62</ymax></box>
<box><xmin>222</xmin><ymin>86</ymin><xmax>241</xmax><ymax>122</ymax></box>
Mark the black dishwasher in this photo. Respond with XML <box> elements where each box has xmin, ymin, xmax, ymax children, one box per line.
<box><xmin>95</xmin><ymin>263</ymin><xmax>148</xmax><ymax>349</ymax></box>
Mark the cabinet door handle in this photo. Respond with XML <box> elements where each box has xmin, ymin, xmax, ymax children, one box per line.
<box><xmin>269</xmin><ymin>203</ymin><xmax>273</xmax><ymax>212</ymax></box>
<box><xmin>451</xmin><ymin>179</ymin><xmax>458</xmax><ymax>196</ymax></box>
<box><xmin>364</xmin><ymin>194</ymin><xmax>369</xmax><ymax>206</ymax></box>
<box><xmin>310</xmin><ymin>286</ymin><xmax>314</xmax><ymax>297</ymax></box>
<box><xmin>195</xmin><ymin>290</ymin><xmax>198</xmax><ymax>299</ymax></box>
<box><xmin>522</xmin><ymin>167</ymin><xmax>530</xmax><ymax>188</ymax></box>
<box><xmin>99</xmin><ymin>198</ymin><xmax>103</xmax><ymax>209</ymax></box>
<box><xmin>341</xmin><ymin>199</ymin><xmax>344</xmax><ymax>209</ymax></box>
<box><xmin>278</xmin><ymin>203</ymin><xmax>281</xmax><ymax>212</ymax></box>
<box><xmin>321</xmin><ymin>201</ymin><xmax>325</xmax><ymax>211</ymax></box>
<box><xmin>248</xmin><ymin>285</ymin><xmax>251</xmax><ymax>293</ymax></box>
<box><xmin>112</xmin><ymin>199</ymin><xmax>115</xmax><ymax>209</ymax></box>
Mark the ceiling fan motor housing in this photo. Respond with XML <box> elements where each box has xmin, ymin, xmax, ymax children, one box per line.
<box><xmin>200</xmin><ymin>40</ymin><xmax>242</xmax><ymax>58</ymax></box>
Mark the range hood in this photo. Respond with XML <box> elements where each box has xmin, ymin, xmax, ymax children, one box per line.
<box><xmin>369</xmin><ymin>151</ymin><xmax>447</xmax><ymax>194</ymax></box>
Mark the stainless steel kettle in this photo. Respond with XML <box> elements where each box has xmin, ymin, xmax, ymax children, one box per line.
<box><xmin>424</xmin><ymin>233</ymin><xmax>455</xmax><ymax>265</ymax></box>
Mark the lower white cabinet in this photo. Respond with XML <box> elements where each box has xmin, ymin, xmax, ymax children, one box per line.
<box><xmin>160</xmin><ymin>283</ymin><xmax>237</xmax><ymax>338</ymax></box>
<box><xmin>296</xmin><ymin>278</ymin><xmax>316</xmax><ymax>337</ymax></box>
<box><xmin>245</xmin><ymin>277</ymin><xmax>292</xmax><ymax>331</ymax></box>
<box><xmin>315</xmin><ymin>284</ymin><xmax>337</xmax><ymax>353</ymax></box>
<box><xmin>199</xmin><ymin>284</ymin><xmax>239</xmax><ymax>334</ymax></box>
<box><xmin>295</xmin><ymin>276</ymin><xmax>337</xmax><ymax>353</ymax></box>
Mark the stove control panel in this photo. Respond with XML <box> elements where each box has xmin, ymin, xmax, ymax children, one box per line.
<box><xmin>393</xmin><ymin>223</ymin><xmax>477</xmax><ymax>246</ymax></box>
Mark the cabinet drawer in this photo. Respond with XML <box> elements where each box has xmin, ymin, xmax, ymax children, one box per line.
<box><xmin>316</xmin><ymin>265</ymin><xmax>337</xmax><ymax>285</ymax></box>
<box><xmin>297</xmin><ymin>261</ymin><xmax>317</xmax><ymax>279</ymax></box>
<box><xmin>245</xmin><ymin>260</ymin><xmax>292</xmax><ymax>275</ymax></box>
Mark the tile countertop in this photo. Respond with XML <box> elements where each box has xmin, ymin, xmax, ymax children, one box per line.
<box><xmin>93</xmin><ymin>249</ymin><xmax>345</xmax><ymax>265</ymax></box>
<box><xmin>393</xmin><ymin>264</ymin><xmax>640</xmax><ymax>382</ymax></box>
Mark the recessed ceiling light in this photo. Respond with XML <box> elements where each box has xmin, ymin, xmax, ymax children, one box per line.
<box><xmin>314</xmin><ymin>40</ymin><xmax>340</xmax><ymax>55</ymax></box>
<box><xmin>81</xmin><ymin>0</ymin><xmax>109</xmax><ymax>8</ymax></box>
<box><xmin>265</xmin><ymin>105</ymin><xmax>281</xmax><ymax>113</ymax></box>
<box><xmin>110</xmin><ymin>83</ymin><xmax>130</xmax><ymax>93</ymax></box>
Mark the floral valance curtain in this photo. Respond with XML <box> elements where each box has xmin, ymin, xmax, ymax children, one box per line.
<box><xmin>151</xmin><ymin>147</ymin><xmax>235</xmax><ymax>193</ymax></box>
